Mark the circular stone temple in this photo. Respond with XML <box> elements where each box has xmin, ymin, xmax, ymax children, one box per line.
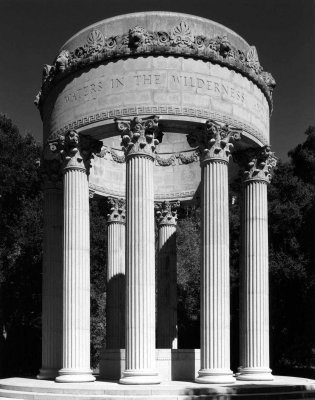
<box><xmin>36</xmin><ymin>12</ymin><xmax>278</xmax><ymax>385</ymax></box>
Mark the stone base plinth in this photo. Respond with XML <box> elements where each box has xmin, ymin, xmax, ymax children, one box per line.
<box><xmin>1</xmin><ymin>377</ymin><xmax>315</xmax><ymax>399</ymax></box>
<box><xmin>100</xmin><ymin>349</ymin><xmax>200</xmax><ymax>381</ymax></box>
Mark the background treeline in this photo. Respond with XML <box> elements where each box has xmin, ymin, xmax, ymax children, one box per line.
<box><xmin>0</xmin><ymin>113</ymin><xmax>314</xmax><ymax>377</ymax></box>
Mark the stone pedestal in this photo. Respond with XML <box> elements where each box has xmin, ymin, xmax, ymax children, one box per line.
<box><xmin>106</xmin><ymin>198</ymin><xmax>126</xmax><ymax>349</ymax></box>
<box><xmin>37</xmin><ymin>183</ymin><xmax>63</xmax><ymax>380</ymax></box>
<box><xmin>155</xmin><ymin>201</ymin><xmax>179</xmax><ymax>349</ymax></box>
<box><xmin>116</xmin><ymin>116</ymin><xmax>160</xmax><ymax>384</ymax></box>
<box><xmin>238</xmin><ymin>147</ymin><xmax>276</xmax><ymax>381</ymax></box>
<box><xmin>50</xmin><ymin>130</ymin><xmax>102</xmax><ymax>383</ymax></box>
<box><xmin>192</xmin><ymin>121</ymin><xmax>240</xmax><ymax>384</ymax></box>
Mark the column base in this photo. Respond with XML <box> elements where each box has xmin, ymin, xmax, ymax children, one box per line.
<box><xmin>55</xmin><ymin>368</ymin><xmax>96</xmax><ymax>383</ymax></box>
<box><xmin>237</xmin><ymin>367</ymin><xmax>273</xmax><ymax>381</ymax></box>
<box><xmin>37</xmin><ymin>368</ymin><xmax>58</xmax><ymax>380</ymax></box>
<box><xmin>119</xmin><ymin>369</ymin><xmax>161</xmax><ymax>385</ymax></box>
<box><xmin>195</xmin><ymin>369</ymin><xmax>236</xmax><ymax>384</ymax></box>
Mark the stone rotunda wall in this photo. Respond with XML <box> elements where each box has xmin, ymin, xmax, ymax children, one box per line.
<box><xmin>37</xmin><ymin>11</ymin><xmax>274</xmax><ymax>202</ymax></box>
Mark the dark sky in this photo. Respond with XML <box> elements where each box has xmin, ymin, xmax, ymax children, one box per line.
<box><xmin>1</xmin><ymin>0</ymin><xmax>314</xmax><ymax>160</ymax></box>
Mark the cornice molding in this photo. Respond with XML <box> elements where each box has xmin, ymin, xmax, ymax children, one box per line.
<box><xmin>35</xmin><ymin>21</ymin><xmax>275</xmax><ymax>112</ymax></box>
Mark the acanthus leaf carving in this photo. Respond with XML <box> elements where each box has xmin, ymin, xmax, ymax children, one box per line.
<box><xmin>235</xmin><ymin>145</ymin><xmax>277</xmax><ymax>183</ymax></box>
<box><xmin>106</xmin><ymin>197</ymin><xmax>126</xmax><ymax>224</ymax></box>
<box><xmin>115</xmin><ymin>115</ymin><xmax>161</xmax><ymax>158</ymax></box>
<box><xmin>47</xmin><ymin>129</ymin><xmax>102</xmax><ymax>173</ymax></box>
<box><xmin>155</xmin><ymin>200</ymin><xmax>180</xmax><ymax>226</ymax></box>
<box><xmin>187</xmin><ymin>119</ymin><xmax>242</xmax><ymax>163</ymax></box>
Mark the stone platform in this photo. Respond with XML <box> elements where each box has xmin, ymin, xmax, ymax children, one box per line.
<box><xmin>0</xmin><ymin>376</ymin><xmax>315</xmax><ymax>399</ymax></box>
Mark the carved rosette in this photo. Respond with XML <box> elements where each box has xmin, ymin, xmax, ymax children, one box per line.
<box><xmin>238</xmin><ymin>146</ymin><xmax>277</xmax><ymax>183</ymax></box>
<box><xmin>115</xmin><ymin>116</ymin><xmax>161</xmax><ymax>160</ymax></box>
<box><xmin>155</xmin><ymin>201</ymin><xmax>180</xmax><ymax>226</ymax></box>
<box><xmin>47</xmin><ymin>130</ymin><xmax>103</xmax><ymax>173</ymax></box>
<box><xmin>187</xmin><ymin>119</ymin><xmax>242</xmax><ymax>163</ymax></box>
<box><xmin>106</xmin><ymin>197</ymin><xmax>126</xmax><ymax>224</ymax></box>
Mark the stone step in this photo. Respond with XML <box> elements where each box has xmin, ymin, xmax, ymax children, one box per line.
<box><xmin>0</xmin><ymin>377</ymin><xmax>315</xmax><ymax>400</ymax></box>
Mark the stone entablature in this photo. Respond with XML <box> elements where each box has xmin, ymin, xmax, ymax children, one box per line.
<box><xmin>35</xmin><ymin>18</ymin><xmax>275</xmax><ymax>110</ymax></box>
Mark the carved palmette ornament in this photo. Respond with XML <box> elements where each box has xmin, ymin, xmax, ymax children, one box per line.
<box><xmin>246</xmin><ymin>46</ymin><xmax>261</xmax><ymax>73</ymax></box>
<box><xmin>155</xmin><ymin>200</ymin><xmax>180</xmax><ymax>226</ymax></box>
<box><xmin>87</xmin><ymin>29</ymin><xmax>105</xmax><ymax>50</ymax></box>
<box><xmin>171</xmin><ymin>21</ymin><xmax>194</xmax><ymax>46</ymax></box>
<box><xmin>47</xmin><ymin>130</ymin><xmax>103</xmax><ymax>172</ymax></box>
<box><xmin>115</xmin><ymin>115</ymin><xmax>161</xmax><ymax>158</ymax></box>
<box><xmin>106</xmin><ymin>197</ymin><xmax>126</xmax><ymax>224</ymax></box>
<box><xmin>187</xmin><ymin>119</ymin><xmax>241</xmax><ymax>162</ymax></box>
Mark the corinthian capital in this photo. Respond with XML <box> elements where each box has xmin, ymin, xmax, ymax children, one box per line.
<box><xmin>237</xmin><ymin>146</ymin><xmax>277</xmax><ymax>183</ymax></box>
<box><xmin>187</xmin><ymin>119</ymin><xmax>242</xmax><ymax>163</ymax></box>
<box><xmin>115</xmin><ymin>116</ymin><xmax>161</xmax><ymax>159</ymax></box>
<box><xmin>155</xmin><ymin>201</ymin><xmax>180</xmax><ymax>226</ymax></box>
<box><xmin>47</xmin><ymin>130</ymin><xmax>102</xmax><ymax>173</ymax></box>
<box><xmin>107</xmin><ymin>197</ymin><xmax>126</xmax><ymax>224</ymax></box>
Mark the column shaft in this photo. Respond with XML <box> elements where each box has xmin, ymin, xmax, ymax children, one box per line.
<box><xmin>106</xmin><ymin>221</ymin><xmax>125</xmax><ymax>349</ymax></box>
<box><xmin>238</xmin><ymin>180</ymin><xmax>273</xmax><ymax>380</ymax></box>
<box><xmin>196</xmin><ymin>160</ymin><xmax>235</xmax><ymax>383</ymax></box>
<box><xmin>37</xmin><ymin>187</ymin><xmax>63</xmax><ymax>379</ymax></box>
<box><xmin>157</xmin><ymin>224</ymin><xmax>177</xmax><ymax>349</ymax></box>
<box><xmin>56</xmin><ymin>168</ymin><xmax>95</xmax><ymax>382</ymax></box>
<box><xmin>120</xmin><ymin>155</ymin><xmax>159</xmax><ymax>384</ymax></box>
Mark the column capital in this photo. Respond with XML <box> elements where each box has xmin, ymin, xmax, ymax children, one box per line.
<box><xmin>236</xmin><ymin>146</ymin><xmax>277</xmax><ymax>183</ymax></box>
<box><xmin>115</xmin><ymin>115</ymin><xmax>162</xmax><ymax>160</ymax></box>
<box><xmin>107</xmin><ymin>197</ymin><xmax>126</xmax><ymax>224</ymax></box>
<box><xmin>155</xmin><ymin>201</ymin><xmax>180</xmax><ymax>226</ymax></box>
<box><xmin>47</xmin><ymin>130</ymin><xmax>102</xmax><ymax>173</ymax></box>
<box><xmin>187</xmin><ymin>119</ymin><xmax>242</xmax><ymax>163</ymax></box>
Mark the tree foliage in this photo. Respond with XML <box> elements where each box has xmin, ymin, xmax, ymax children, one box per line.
<box><xmin>0</xmin><ymin>114</ymin><xmax>42</xmax><ymax>376</ymax></box>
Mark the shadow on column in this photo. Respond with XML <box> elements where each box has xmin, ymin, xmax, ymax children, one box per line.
<box><xmin>156</xmin><ymin>233</ymin><xmax>177</xmax><ymax>349</ymax></box>
<box><xmin>106</xmin><ymin>273</ymin><xmax>125</xmax><ymax>349</ymax></box>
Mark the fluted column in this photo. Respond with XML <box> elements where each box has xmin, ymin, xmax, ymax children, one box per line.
<box><xmin>106</xmin><ymin>198</ymin><xmax>126</xmax><ymax>349</ymax></box>
<box><xmin>37</xmin><ymin>157</ymin><xmax>63</xmax><ymax>379</ymax></box>
<box><xmin>155</xmin><ymin>201</ymin><xmax>179</xmax><ymax>349</ymax></box>
<box><xmin>115</xmin><ymin>116</ymin><xmax>161</xmax><ymax>384</ymax></box>
<box><xmin>188</xmin><ymin>120</ymin><xmax>241</xmax><ymax>384</ymax></box>
<box><xmin>50</xmin><ymin>130</ymin><xmax>102</xmax><ymax>383</ymax></box>
<box><xmin>238</xmin><ymin>146</ymin><xmax>277</xmax><ymax>381</ymax></box>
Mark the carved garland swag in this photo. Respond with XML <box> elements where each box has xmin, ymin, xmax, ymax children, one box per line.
<box><xmin>35</xmin><ymin>21</ymin><xmax>275</xmax><ymax>110</ymax></box>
